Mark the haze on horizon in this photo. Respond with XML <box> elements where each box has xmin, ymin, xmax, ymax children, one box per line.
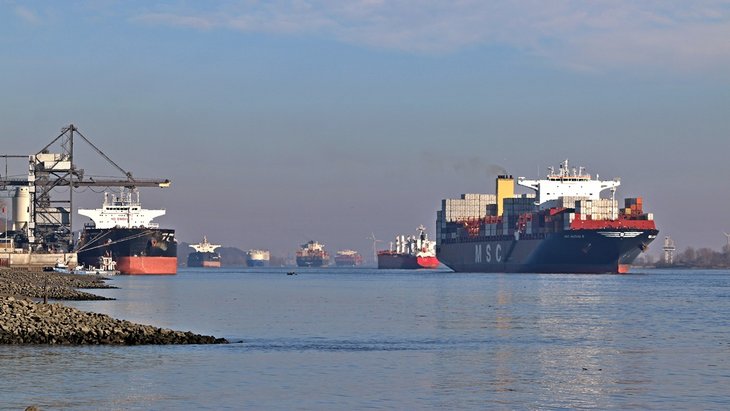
<box><xmin>2</xmin><ymin>1</ymin><xmax>729</xmax><ymax>261</ymax></box>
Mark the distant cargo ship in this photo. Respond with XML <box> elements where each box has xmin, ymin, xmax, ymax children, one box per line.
<box><xmin>334</xmin><ymin>250</ymin><xmax>363</xmax><ymax>267</ymax></box>
<box><xmin>76</xmin><ymin>190</ymin><xmax>177</xmax><ymax>275</ymax></box>
<box><xmin>377</xmin><ymin>226</ymin><xmax>440</xmax><ymax>269</ymax></box>
<box><xmin>246</xmin><ymin>249</ymin><xmax>270</xmax><ymax>267</ymax></box>
<box><xmin>296</xmin><ymin>241</ymin><xmax>330</xmax><ymax>267</ymax></box>
<box><xmin>436</xmin><ymin>160</ymin><xmax>658</xmax><ymax>273</ymax></box>
<box><xmin>187</xmin><ymin>236</ymin><xmax>221</xmax><ymax>268</ymax></box>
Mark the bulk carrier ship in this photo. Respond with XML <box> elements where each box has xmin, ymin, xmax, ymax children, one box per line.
<box><xmin>76</xmin><ymin>190</ymin><xmax>177</xmax><ymax>275</ymax></box>
<box><xmin>436</xmin><ymin>160</ymin><xmax>658</xmax><ymax>274</ymax></box>
<box><xmin>377</xmin><ymin>226</ymin><xmax>440</xmax><ymax>269</ymax></box>
<box><xmin>187</xmin><ymin>236</ymin><xmax>221</xmax><ymax>268</ymax></box>
<box><xmin>334</xmin><ymin>250</ymin><xmax>363</xmax><ymax>267</ymax></box>
<box><xmin>296</xmin><ymin>241</ymin><xmax>330</xmax><ymax>267</ymax></box>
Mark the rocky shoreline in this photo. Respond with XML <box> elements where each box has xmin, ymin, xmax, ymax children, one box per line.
<box><xmin>0</xmin><ymin>268</ymin><xmax>116</xmax><ymax>301</ymax></box>
<box><xmin>0</xmin><ymin>268</ymin><xmax>228</xmax><ymax>345</ymax></box>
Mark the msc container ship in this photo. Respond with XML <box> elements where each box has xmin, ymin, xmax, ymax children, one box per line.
<box><xmin>334</xmin><ymin>250</ymin><xmax>364</xmax><ymax>266</ymax></box>
<box><xmin>436</xmin><ymin>160</ymin><xmax>658</xmax><ymax>274</ymax></box>
<box><xmin>296</xmin><ymin>241</ymin><xmax>330</xmax><ymax>267</ymax></box>
<box><xmin>377</xmin><ymin>225</ymin><xmax>440</xmax><ymax>269</ymax></box>
<box><xmin>187</xmin><ymin>236</ymin><xmax>221</xmax><ymax>268</ymax></box>
<box><xmin>76</xmin><ymin>190</ymin><xmax>177</xmax><ymax>275</ymax></box>
<box><xmin>246</xmin><ymin>249</ymin><xmax>270</xmax><ymax>267</ymax></box>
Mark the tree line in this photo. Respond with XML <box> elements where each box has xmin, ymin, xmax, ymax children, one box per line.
<box><xmin>635</xmin><ymin>245</ymin><xmax>730</xmax><ymax>268</ymax></box>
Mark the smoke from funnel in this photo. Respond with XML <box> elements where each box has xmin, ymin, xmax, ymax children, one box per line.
<box><xmin>487</xmin><ymin>164</ymin><xmax>507</xmax><ymax>176</ymax></box>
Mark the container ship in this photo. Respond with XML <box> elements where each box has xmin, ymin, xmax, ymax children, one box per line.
<box><xmin>296</xmin><ymin>241</ymin><xmax>330</xmax><ymax>267</ymax></box>
<box><xmin>76</xmin><ymin>190</ymin><xmax>177</xmax><ymax>275</ymax></box>
<box><xmin>436</xmin><ymin>160</ymin><xmax>658</xmax><ymax>274</ymax></box>
<box><xmin>334</xmin><ymin>250</ymin><xmax>363</xmax><ymax>267</ymax></box>
<box><xmin>187</xmin><ymin>236</ymin><xmax>221</xmax><ymax>268</ymax></box>
<box><xmin>377</xmin><ymin>225</ymin><xmax>440</xmax><ymax>269</ymax></box>
<box><xmin>246</xmin><ymin>249</ymin><xmax>270</xmax><ymax>267</ymax></box>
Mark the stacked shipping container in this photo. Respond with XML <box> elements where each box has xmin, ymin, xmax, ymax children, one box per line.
<box><xmin>441</xmin><ymin>194</ymin><xmax>497</xmax><ymax>222</ymax></box>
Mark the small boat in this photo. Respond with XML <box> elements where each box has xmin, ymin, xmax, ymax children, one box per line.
<box><xmin>54</xmin><ymin>256</ymin><xmax>119</xmax><ymax>276</ymax></box>
<box><xmin>71</xmin><ymin>264</ymin><xmax>118</xmax><ymax>276</ymax></box>
<box><xmin>52</xmin><ymin>260</ymin><xmax>71</xmax><ymax>274</ymax></box>
<box><xmin>80</xmin><ymin>255</ymin><xmax>119</xmax><ymax>276</ymax></box>
<box><xmin>286</xmin><ymin>271</ymin><xmax>296</xmax><ymax>276</ymax></box>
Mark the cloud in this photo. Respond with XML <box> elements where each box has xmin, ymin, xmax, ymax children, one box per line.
<box><xmin>14</xmin><ymin>5</ymin><xmax>41</xmax><ymax>25</ymax></box>
<box><xmin>131</xmin><ymin>0</ymin><xmax>730</xmax><ymax>72</ymax></box>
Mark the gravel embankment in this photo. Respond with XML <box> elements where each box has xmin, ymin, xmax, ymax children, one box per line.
<box><xmin>0</xmin><ymin>268</ymin><xmax>115</xmax><ymax>300</ymax></box>
<box><xmin>0</xmin><ymin>268</ymin><xmax>228</xmax><ymax>345</ymax></box>
<box><xmin>0</xmin><ymin>296</ymin><xmax>227</xmax><ymax>344</ymax></box>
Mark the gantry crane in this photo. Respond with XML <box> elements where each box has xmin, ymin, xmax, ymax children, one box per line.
<box><xmin>0</xmin><ymin>124</ymin><xmax>170</xmax><ymax>252</ymax></box>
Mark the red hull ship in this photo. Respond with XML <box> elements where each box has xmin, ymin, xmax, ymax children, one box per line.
<box><xmin>77</xmin><ymin>190</ymin><xmax>177</xmax><ymax>275</ymax></box>
<box><xmin>117</xmin><ymin>256</ymin><xmax>178</xmax><ymax>275</ymax></box>
<box><xmin>334</xmin><ymin>250</ymin><xmax>364</xmax><ymax>267</ymax></box>
<box><xmin>377</xmin><ymin>253</ymin><xmax>439</xmax><ymax>269</ymax></box>
<box><xmin>187</xmin><ymin>236</ymin><xmax>222</xmax><ymax>268</ymax></box>
<box><xmin>378</xmin><ymin>226</ymin><xmax>440</xmax><ymax>269</ymax></box>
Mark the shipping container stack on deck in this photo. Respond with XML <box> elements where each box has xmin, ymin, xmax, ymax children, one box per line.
<box><xmin>436</xmin><ymin>160</ymin><xmax>658</xmax><ymax>274</ymax></box>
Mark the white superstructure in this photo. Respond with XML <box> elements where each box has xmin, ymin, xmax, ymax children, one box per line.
<box><xmin>517</xmin><ymin>160</ymin><xmax>620</xmax><ymax>209</ymax></box>
<box><xmin>336</xmin><ymin>250</ymin><xmax>359</xmax><ymax>256</ymax></box>
<box><xmin>247</xmin><ymin>249</ymin><xmax>270</xmax><ymax>260</ymax></box>
<box><xmin>78</xmin><ymin>190</ymin><xmax>164</xmax><ymax>229</ymax></box>
<box><xmin>389</xmin><ymin>225</ymin><xmax>436</xmax><ymax>257</ymax></box>
<box><xmin>190</xmin><ymin>236</ymin><xmax>221</xmax><ymax>253</ymax></box>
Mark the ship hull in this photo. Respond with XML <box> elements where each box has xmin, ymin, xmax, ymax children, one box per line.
<box><xmin>117</xmin><ymin>256</ymin><xmax>178</xmax><ymax>275</ymax></box>
<box><xmin>246</xmin><ymin>259</ymin><xmax>268</xmax><ymax>267</ymax></box>
<box><xmin>77</xmin><ymin>228</ymin><xmax>177</xmax><ymax>275</ymax></box>
<box><xmin>437</xmin><ymin>229</ymin><xmax>658</xmax><ymax>274</ymax></box>
<box><xmin>335</xmin><ymin>256</ymin><xmax>363</xmax><ymax>267</ymax></box>
<box><xmin>377</xmin><ymin>253</ymin><xmax>440</xmax><ymax>269</ymax></box>
<box><xmin>296</xmin><ymin>256</ymin><xmax>329</xmax><ymax>267</ymax></box>
<box><xmin>187</xmin><ymin>252</ymin><xmax>221</xmax><ymax>268</ymax></box>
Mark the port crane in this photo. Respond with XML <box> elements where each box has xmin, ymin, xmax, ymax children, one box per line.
<box><xmin>0</xmin><ymin>124</ymin><xmax>170</xmax><ymax>252</ymax></box>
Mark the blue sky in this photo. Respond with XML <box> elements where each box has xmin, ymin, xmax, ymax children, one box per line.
<box><xmin>2</xmin><ymin>1</ymin><xmax>730</xmax><ymax>259</ymax></box>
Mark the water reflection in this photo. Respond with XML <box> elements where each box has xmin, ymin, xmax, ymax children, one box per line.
<box><xmin>10</xmin><ymin>269</ymin><xmax>730</xmax><ymax>410</ymax></box>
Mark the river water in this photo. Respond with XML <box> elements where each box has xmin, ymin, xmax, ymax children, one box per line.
<box><xmin>1</xmin><ymin>267</ymin><xmax>729</xmax><ymax>410</ymax></box>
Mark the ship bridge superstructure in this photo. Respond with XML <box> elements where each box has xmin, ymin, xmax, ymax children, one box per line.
<box><xmin>517</xmin><ymin>160</ymin><xmax>620</xmax><ymax>209</ymax></box>
<box><xmin>78</xmin><ymin>189</ymin><xmax>165</xmax><ymax>229</ymax></box>
<box><xmin>190</xmin><ymin>236</ymin><xmax>221</xmax><ymax>253</ymax></box>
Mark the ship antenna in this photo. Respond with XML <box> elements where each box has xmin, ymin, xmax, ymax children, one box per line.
<box><xmin>610</xmin><ymin>186</ymin><xmax>617</xmax><ymax>219</ymax></box>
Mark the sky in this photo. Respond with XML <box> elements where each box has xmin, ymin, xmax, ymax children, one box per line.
<box><xmin>1</xmin><ymin>1</ymin><xmax>730</xmax><ymax>261</ymax></box>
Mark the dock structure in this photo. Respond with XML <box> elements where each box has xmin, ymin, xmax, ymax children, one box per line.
<box><xmin>0</xmin><ymin>124</ymin><xmax>169</xmax><ymax>267</ymax></box>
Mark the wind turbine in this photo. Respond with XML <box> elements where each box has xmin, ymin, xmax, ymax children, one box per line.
<box><xmin>366</xmin><ymin>232</ymin><xmax>383</xmax><ymax>266</ymax></box>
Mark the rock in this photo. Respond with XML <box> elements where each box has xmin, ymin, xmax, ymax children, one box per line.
<box><xmin>0</xmin><ymin>268</ymin><xmax>228</xmax><ymax>345</ymax></box>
